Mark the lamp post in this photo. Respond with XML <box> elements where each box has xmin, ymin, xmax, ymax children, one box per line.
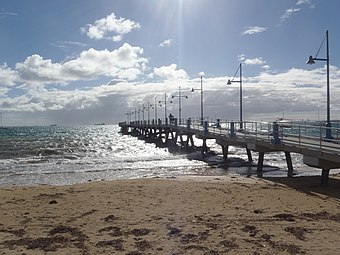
<box><xmin>172</xmin><ymin>86</ymin><xmax>188</xmax><ymax>125</ymax></box>
<box><xmin>159</xmin><ymin>93</ymin><xmax>172</xmax><ymax>124</ymax></box>
<box><xmin>306</xmin><ymin>30</ymin><xmax>331</xmax><ymax>139</ymax></box>
<box><xmin>150</xmin><ymin>97</ymin><xmax>158</xmax><ymax>122</ymax></box>
<box><xmin>138</xmin><ymin>108</ymin><xmax>141</xmax><ymax>122</ymax></box>
<box><xmin>227</xmin><ymin>63</ymin><xmax>243</xmax><ymax>129</ymax></box>
<box><xmin>147</xmin><ymin>101</ymin><xmax>151</xmax><ymax>124</ymax></box>
<box><xmin>124</xmin><ymin>112</ymin><xmax>131</xmax><ymax>123</ymax></box>
<box><xmin>141</xmin><ymin>104</ymin><xmax>147</xmax><ymax>123</ymax></box>
<box><xmin>134</xmin><ymin>108</ymin><xmax>137</xmax><ymax>122</ymax></box>
<box><xmin>191</xmin><ymin>76</ymin><xmax>204</xmax><ymax>124</ymax></box>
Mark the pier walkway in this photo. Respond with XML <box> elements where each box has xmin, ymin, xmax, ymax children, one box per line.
<box><xmin>119</xmin><ymin>118</ymin><xmax>340</xmax><ymax>186</ymax></box>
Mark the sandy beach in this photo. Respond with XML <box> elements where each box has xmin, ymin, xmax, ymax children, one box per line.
<box><xmin>1</xmin><ymin>175</ymin><xmax>340</xmax><ymax>255</ymax></box>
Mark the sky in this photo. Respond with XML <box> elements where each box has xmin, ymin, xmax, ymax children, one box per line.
<box><xmin>1</xmin><ymin>0</ymin><xmax>340</xmax><ymax>125</ymax></box>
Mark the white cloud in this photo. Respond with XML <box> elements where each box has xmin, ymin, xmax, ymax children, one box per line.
<box><xmin>244</xmin><ymin>58</ymin><xmax>266</xmax><ymax>65</ymax></box>
<box><xmin>238</xmin><ymin>54</ymin><xmax>267</xmax><ymax>66</ymax></box>
<box><xmin>81</xmin><ymin>12</ymin><xmax>140</xmax><ymax>41</ymax></box>
<box><xmin>296</xmin><ymin>0</ymin><xmax>311</xmax><ymax>5</ymax></box>
<box><xmin>0</xmin><ymin>9</ymin><xmax>18</xmax><ymax>19</ymax></box>
<box><xmin>153</xmin><ymin>64</ymin><xmax>188</xmax><ymax>80</ymax></box>
<box><xmin>15</xmin><ymin>43</ymin><xmax>148</xmax><ymax>86</ymax></box>
<box><xmin>3</xmin><ymin>56</ymin><xmax>340</xmax><ymax>124</ymax></box>
<box><xmin>296</xmin><ymin>0</ymin><xmax>315</xmax><ymax>8</ymax></box>
<box><xmin>242</xmin><ymin>26</ymin><xmax>267</xmax><ymax>35</ymax></box>
<box><xmin>16</xmin><ymin>55</ymin><xmax>64</xmax><ymax>85</ymax></box>
<box><xmin>280</xmin><ymin>8</ymin><xmax>301</xmax><ymax>22</ymax></box>
<box><xmin>50</xmin><ymin>41</ymin><xmax>87</xmax><ymax>51</ymax></box>
<box><xmin>262</xmin><ymin>65</ymin><xmax>271</xmax><ymax>70</ymax></box>
<box><xmin>159</xmin><ymin>39</ymin><xmax>173</xmax><ymax>47</ymax></box>
<box><xmin>0</xmin><ymin>63</ymin><xmax>19</xmax><ymax>86</ymax></box>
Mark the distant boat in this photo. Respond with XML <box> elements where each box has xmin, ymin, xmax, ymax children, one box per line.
<box><xmin>94</xmin><ymin>123</ymin><xmax>105</xmax><ymax>125</ymax></box>
<box><xmin>50</xmin><ymin>124</ymin><xmax>57</xmax><ymax>127</ymax></box>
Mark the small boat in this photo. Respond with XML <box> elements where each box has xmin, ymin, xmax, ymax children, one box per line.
<box><xmin>94</xmin><ymin>123</ymin><xmax>105</xmax><ymax>125</ymax></box>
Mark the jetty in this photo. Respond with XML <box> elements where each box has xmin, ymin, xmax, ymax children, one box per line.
<box><xmin>119</xmin><ymin>118</ymin><xmax>340</xmax><ymax>186</ymax></box>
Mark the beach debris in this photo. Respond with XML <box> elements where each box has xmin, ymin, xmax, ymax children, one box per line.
<box><xmin>96</xmin><ymin>238</ymin><xmax>124</xmax><ymax>250</ymax></box>
<box><xmin>134</xmin><ymin>239</ymin><xmax>151</xmax><ymax>251</ymax></box>
<box><xmin>268</xmin><ymin>240</ymin><xmax>305</xmax><ymax>255</ymax></box>
<box><xmin>284</xmin><ymin>226</ymin><xmax>310</xmax><ymax>240</ymax></box>
<box><xmin>98</xmin><ymin>226</ymin><xmax>123</xmax><ymax>237</ymax></box>
<box><xmin>167</xmin><ymin>226</ymin><xmax>181</xmax><ymax>236</ymax></box>
<box><xmin>130</xmin><ymin>228</ymin><xmax>151</xmax><ymax>236</ymax></box>
<box><xmin>48</xmin><ymin>200</ymin><xmax>58</xmax><ymax>204</ymax></box>
<box><xmin>125</xmin><ymin>251</ymin><xmax>143</xmax><ymax>255</ymax></box>
<box><xmin>219</xmin><ymin>239</ymin><xmax>239</xmax><ymax>251</ymax></box>
<box><xmin>272</xmin><ymin>213</ymin><xmax>296</xmax><ymax>222</ymax></box>
<box><xmin>299</xmin><ymin>211</ymin><xmax>340</xmax><ymax>222</ymax></box>
<box><xmin>0</xmin><ymin>228</ymin><xmax>26</xmax><ymax>237</ymax></box>
<box><xmin>102</xmin><ymin>214</ymin><xmax>119</xmax><ymax>222</ymax></box>
<box><xmin>180</xmin><ymin>233</ymin><xmax>200</xmax><ymax>244</ymax></box>
<box><xmin>2</xmin><ymin>225</ymin><xmax>88</xmax><ymax>252</ymax></box>
<box><xmin>3</xmin><ymin>236</ymin><xmax>69</xmax><ymax>252</ymax></box>
<box><xmin>48</xmin><ymin>225</ymin><xmax>85</xmax><ymax>239</ymax></box>
<box><xmin>253</xmin><ymin>209</ymin><xmax>264</xmax><ymax>214</ymax></box>
<box><xmin>241</xmin><ymin>225</ymin><xmax>259</xmax><ymax>237</ymax></box>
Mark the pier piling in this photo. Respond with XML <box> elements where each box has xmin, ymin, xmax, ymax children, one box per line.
<box><xmin>119</xmin><ymin>118</ymin><xmax>340</xmax><ymax>186</ymax></box>
<box><xmin>285</xmin><ymin>151</ymin><xmax>294</xmax><ymax>177</ymax></box>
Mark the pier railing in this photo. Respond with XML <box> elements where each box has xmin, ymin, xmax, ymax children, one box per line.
<box><xmin>184</xmin><ymin>118</ymin><xmax>340</xmax><ymax>155</ymax></box>
<box><xmin>121</xmin><ymin>118</ymin><xmax>340</xmax><ymax>155</ymax></box>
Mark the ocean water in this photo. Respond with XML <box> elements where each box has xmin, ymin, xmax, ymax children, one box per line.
<box><xmin>0</xmin><ymin>125</ymin><xmax>326</xmax><ymax>187</ymax></box>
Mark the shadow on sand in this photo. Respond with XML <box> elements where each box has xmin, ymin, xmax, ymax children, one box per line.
<box><xmin>263</xmin><ymin>175</ymin><xmax>340</xmax><ymax>200</ymax></box>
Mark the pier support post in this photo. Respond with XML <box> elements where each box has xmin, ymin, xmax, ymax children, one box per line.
<box><xmin>246</xmin><ymin>149</ymin><xmax>253</xmax><ymax>162</ymax></box>
<box><xmin>321</xmin><ymin>169</ymin><xmax>330</xmax><ymax>186</ymax></box>
<box><xmin>173</xmin><ymin>131</ymin><xmax>178</xmax><ymax>145</ymax></box>
<box><xmin>230</xmin><ymin>122</ymin><xmax>236</xmax><ymax>138</ymax></box>
<box><xmin>285</xmin><ymin>151</ymin><xmax>294</xmax><ymax>177</ymax></box>
<box><xmin>188</xmin><ymin>134</ymin><xmax>194</xmax><ymax>147</ymax></box>
<box><xmin>202</xmin><ymin>139</ymin><xmax>209</xmax><ymax>155</ymax></box>
<box><xmin>170</xmin><ymin>131</ymin><xmax>174</xmax><ymax>140</ymax></box>
<box><xmin>184</xmin><ymin>135</ymin><xmax>189</xmax><ymax>147</ymax></box>
<box><xmin>165</xmin><ymin>130</ymin><xmax>169</xmax><ymax>144</ymax></box>
<box><xmin>179</xmin><ymin>134</ymin><xmax>184</xmax><ymax>146</ymax></box>
<box><xmin>222</xmin><ymin>145</ymin><xmax>229</xmax><ymax>160</ymax></box>
<box><xmin>257</xmin><ymin>152</ymin><xmax>265</xmax><ymax>173</ymax></box>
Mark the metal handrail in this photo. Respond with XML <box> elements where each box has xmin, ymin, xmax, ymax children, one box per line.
<box><xmin>122</xmin><ymin>118</ymin><xmax>340</xmax><ymax>155</ymax></box>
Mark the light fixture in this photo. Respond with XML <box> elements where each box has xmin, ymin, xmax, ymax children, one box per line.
<box><xmin>306</xmin><ymin>30</ymin><xmax>331</xmax><ymax>139</ymax></box>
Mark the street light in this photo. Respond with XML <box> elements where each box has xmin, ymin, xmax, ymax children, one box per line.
<box><xmin>137</xmin><ymin>108</ymin><xmax>141</xmax><ymax>122</ymax></box>
<box><xmin>158</xmin><ymin>93</ymin><xmax>172</xmax><ymax>124</ymax></box>
<box><xmin>191</xmin><ymin>76</ymin><xmax>204</xmax><ymax>124</ymax></box>
<box><xmin>227</xmin><ymin>63</ymin><xmax>243</xmax><ymax>129</ymax></box>
<box><xmin>124</xmin><ymin>112</ymin><xmax>132</xmax><ymax>123</ymax></box>
<box><xmin>306</xmin><ymin>30</ymin><xmax>331</xmax><ymax>139</ymax></box>
<box><xmin>172</xmin><ymin>86</ymin><xmax>188</xmax><ymax>125</ymax></box>
<box><xmin>150</xmin><ymin>97</ymin><xmax>159</xmax><ymax>122</ymax></box>
<box><xmin>141</xmin><ymin>104</ymin><xmax>147</xmax><ymax>123</ymax></box>
<box><xmin>147</xmin><ymin>101</ymin><xmax>151</xmax><ymax>124</ymax></box>
<box><xmin>134</xmin><ymin>108</ymin><xmax>137</xmax><ymax>122</ymax></box>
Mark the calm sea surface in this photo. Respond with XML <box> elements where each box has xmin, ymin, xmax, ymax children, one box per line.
<box><xmin>0</xmin><ymin>125</ymin><xmax>327</xmax><ymax>186</ymax></box>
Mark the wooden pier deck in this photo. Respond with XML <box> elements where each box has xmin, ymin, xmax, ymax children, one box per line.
<box><xmin>119</xmin><ymin>118</ymin><xmax>340</xmax><ymax>185</ymax></box>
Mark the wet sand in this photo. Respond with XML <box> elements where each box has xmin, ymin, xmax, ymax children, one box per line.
<box><xmin>1</xmin><ymin>175</ymin><xmax>340</xmax><ymax>254</ymax></box>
